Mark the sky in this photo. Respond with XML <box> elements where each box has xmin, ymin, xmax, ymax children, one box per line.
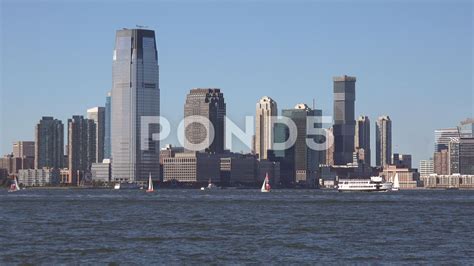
<box><xmin>0</xmin><ymin>0</ymin><xmax>473</xmax><ymax>167</ymax></box>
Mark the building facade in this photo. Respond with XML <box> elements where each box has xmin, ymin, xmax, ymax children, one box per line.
<box><xmin>419</xmin><ymin>159</ymin><xmax>434</xmax><ymax>177</ymax></box>
<box><xmin>184</xmin><ymin>88</ymin><xmax>226</xmax><ymax>153</ymax></box>
<box><xmin>333</xmin><ymin>75</ymin><xmax>356</xmax><ymax>165</ymax></box>
<box><xmin>13</xmin><ymin>141</ymin><xmax>35</xmax><ymax>158</ymax></box>
<box><xmin>391</xmin><ymin>153</ymin><xmax>412</xmax><ymax>169</ymax></box>
<box><xmin>379</xmin><ymin>165</ymin><xmax>420</xmax><ymax>189</ymax></box>
<box><xmin>104</xmin><ymin>91</ymin><xmax>112</xmax><ymax>159</ymax></box>
<box><xmin>17</xmin><ymin>168</ymin><xmax>60</xmax><ymax>187</ymax></box>
<box><xmin>434</xmin><ymin>128</ymin><xmax>460</xmax><ymax>152</ymax></box>
<box><xmin>459</xmin><ymin>137</ymin><xmax>474</xmax><ymax>175</ymax></box>
<box><xmin>87</xmin><ymin>107</ymin><xmax>105</xmax><ymax>163</ymax></box>
<box><xmin>35</xmin><ymin>117</ymin><xmax>64</xmax><ymax>169</ymax></box>
<box><xmin>421</xmin><ymin>174</ymin><xmax>474</xmax><ymax>189</ymax></box>
<box><xmin>376</xmin><ymin>115</ymin><xmax>392</xmax><ymax>167</ymax></box>
<box><xmin>111</xmin><ymin>28</ymin><xmax>160</xmax><ymax>182</ymax></box>
<box><xmin>163</xmin><ymin>152</ymin><xmax>221</xmax><ymax>183</ymax></box>
<box><xmin>448</xmin><ymin>138</ymin><xmax>460</xmax><ymax>174</ymax></box>
<box><xmin>68</xmin><ymin>116</ymin><xmax>96</xmax><ymax>185</ymax></box>
<box><xmin>255</xmin><ymin>96</ymin><xmax>277</xmax><ymax>160</ymax></box>
<box><xmin>354</xmin><ymin>116</ymin><xmax>371</xmax><ymax>166</ymax></box>
<box><xmin>91</xmin><ymin>159</ymin><xmax>111</xmax><ymax>183</ymax></box>
<box><xmin>282</xmin><ymin>103</ymin><xmax>323</xmax><ymax>187</ymax></box>
<box><xmin>434</xmin><ymin>149</ymin><xmax>449</xmax><ymax>175</ymax></box>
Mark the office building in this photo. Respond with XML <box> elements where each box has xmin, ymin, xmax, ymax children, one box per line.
<box><xmin>458</xmin><ymin>118</ymin><xmax>474</xmax><ymax>138</ymax></box>
<box><xmin>68</xmin><ymin>116</ymin><xmax>96</xmax><ymax>185</ymax></box>
<box><xmin>111</xmin><ymin>28</ymin><xmax>160</xmax><ymax>182</ymax></box>
<box><xmin>87</xmin><ymin>107</ymin><xmax>105</xmax><ymax>163</ymax></box>
<box><xmin>35</xmin><ymin>117</ymin><xmax>64</xmax><ymax>169</ymax></box>
<box><xmin>104</xmin><ymin>92</ymin><xmax>112</xmax><ymax>159</ymax></box>
<box><xmin>459</xmin><ymin>137</ymin><xmax>474</xmax><ymax>175</ymax></box>
<box><xmin>255</xmin><ymin>96</ymin><xmax>277</xmax><ymax>159</ymax></box>
<box><xmin>163</xmin><ymin>152</ymin><xmax>221</xmax><ymax>183</ymax></box>
<box><xmin>333</xmin><ymin>75</ymin><xmax>356</xmax><ymax>165</ymax></box>
<box><xmin>282</xmin><ymin>103</ymin><xmax>322</xmax><ymax>187</ymax></box>
<box><xmin>184</xmin><ymin>88</ymin><xmax>226</xmax><ymax>153</ymax></box>
<box><xmin>91</xmin><ymin>159</ymin><xmax>111</xmax><ymax>183</ymax></box>
<box><xmin>354</xmin><ymin>116</ymin><xmax>371</xmax><ymax>166</ymax></box>
<box><xmin>325</xmin><ymin>127</ymin><xmax>334</xmax><ymax>165</ymax></box>
<box><xmin>0</xmin><ymin>154</ymin><xmax>34</xmax><ymax>175</ymax></box>
<box><xmin>434</xmin><ymin>149</ymin><xmax>449</xmax><ymax>175</ymax></box>
<box><xmin>448</xmin><ymin>138</ymin><xmax>460</xmax><ymax>174</ymax></box>
<box><xmin>392</xmin><ymin>153</ymin><xmax>412</xmax><ymax>169</ymax></box>
<box><xmin>17</xmin><ymin>168</ymin><xmax>60</xmax><ymax>187</ymax></box>
<box><xmin>376</xmin><ymin>116</ymin><xmax>392</xmax><ymax>167</ymax></box>
<box><xmin>434</xmin><ymin>128</ymin><xmax>459</xmax><ymax>152</ymax></box>
<box><xmin>419</xmin><ymin>159</ymin><xmax>434</xmax><ymax>177</ymax></box>
<box><xmin>13</xmin><ymin>141</ymin><xmax>35</xmax><ymax>158</ymax></box>
<box><xmin>421</xmin><ymin>174</ymin><xmax>474</xmax><ymax>189</ymax></box>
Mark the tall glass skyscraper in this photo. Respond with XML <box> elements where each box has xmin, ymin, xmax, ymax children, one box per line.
<box><xmin>104</xmin><ymin>92</ymin><xmax>111</xmax><ymax>159</ymax></box>
<box><xmin>333</xmin><ymin>75</ymin><xmax>356</xmax><ymax>165</ymax></box>
<box><xmin>111</xmin><ymin>29</ymin><xmax>160</xmax><ymax>182</ymax></box>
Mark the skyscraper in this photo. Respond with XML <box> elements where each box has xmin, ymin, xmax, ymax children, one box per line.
<box><xmin>35</xmin><ymin>117</ymin><xmax>64</xmax><ymax>169</ymax></box>
<box><xmin>459</xmin><ymin>137</ymin><xmax>474</xmax><ymax>175</ymax></box>
<box><xmin>355</xmin><ymin>115</ymin><xmax>371</xmax><ymax>166</ymax></box>
<box><xmin>111</xmin><ymin>28</ymin><xmax>160</xmax><ymax>182</ymax></box>
<box><xmin>13</xmin><ymin>141</ymin><xmax>35</xmax><ymax>158</ymax></box>
<box><xmin>376</xmin><ymin>115</ymin><xmax>392</xmax><ymax>167</ymax></box>
<box><xmin>255</xmin><ymin>96</ymin><xmax>277</xmax><ymax>159</ymax></box>
<box><xmin>104</xmin><ymin>92</ymin><xmax>112</xmax><ymax>159</ymax></box>
<box><xmin>87</xmin><ymin>107</ymin><xmax>105</xmax><ymax>163</ymax></box>
<box><xmin>333</xmin><ymin>75</ymin><xmax>356</xmax><ymax>165</ymax></box>
<box><xmin>184</xmin><ymin>88</ymin><xmax>226</xmax><ymax>153</ymax></box>
<box><xmin>434</xmin><ymin>128</ymin><xmax>459</xmax><ymax>152</ymax></box>
<box><xmin>458</xmin><ymin>118</ymin><xmax>474</xmax><ymax>138</ymax></box>
<box><xmin>282</xmin><ymin>103</ymin><xmax>323</xmax><ymax>187</ymax></box>
<box><xmin>67</xmin><ymin>116</ymin><xmax>96</xmax><ymax>185</ymax></box>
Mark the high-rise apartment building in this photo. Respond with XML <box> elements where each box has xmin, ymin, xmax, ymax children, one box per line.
<box><xmin>448</xmin><ymin>138</ymin><xmax>460</xmax><ymax>174</ymax></box>
<box><xmin>184</xmin><ymin>88</ymin><xmax>226</xmax><ymax>153</ymax></box>
<box><xmin>87</xmin><ymin>107</ymin><xmax>105</xmax><ymax>163</ymax></box>
<box><xmin>255</xmin><ymin>96</ymin><xmax>277</xmax><ymax>159</ymax></box>
<box><xmin>434</xmin><ymin>149</ymin><xmax>449</xmax><ymax>175</ymax></box>
<box><xmin>35</xmin><ymin>117</ymin><xmax>64</xmax><ymax>169</ymax></box>
<box><xmin>111</xmin><ymin>28</ymin><xmax>160</xmax><ymax>182</ymax></box>
<box><xmin>376</xmin><ymin>116</ymin><xmax>392</xmax><ymax>167</ymax></box>
<box><xmin>355</xmin><ymin>115</ymin><xmax>371</xmax><ymax>166</ymax></box>
<box><xmin>333</xmin><ymin>75</ymin><xmax>356</xmax><ymax>165</ymax></box>
<box><xmin>67</xmin><ymin>116</ymin><xmax>96</xmax><ymax>185</ymax></box>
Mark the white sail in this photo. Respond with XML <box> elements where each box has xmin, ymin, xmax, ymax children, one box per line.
<box><xmin>148</xmin><ymin>174</ymin><xmax>153</xmax><ymax>191</ymax></box>
<box><xmin>14</xmin><ymin>178</ymin><xmax>20</xmax><ymax>191</ymax></box>
<box><xmin>393</xmin><ymin>173</ymin><xmax>400</xmax><ymax>189</ymax></box>
<box><xmin>261</xmin><ymin>178</ymin><xmax>266</xmax><ymax>192</ymax></box>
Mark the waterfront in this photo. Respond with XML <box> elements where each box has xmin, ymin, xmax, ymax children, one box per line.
<box><xmin>1</xmin><ymin>189</ymin><xmax>473</xmax><ymax>264</ymax></box>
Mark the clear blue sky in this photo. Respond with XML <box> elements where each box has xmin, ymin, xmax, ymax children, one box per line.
<box><xmin>0</xmin><ymin>0</ymin><xmax>472</xmax><ymax>167</ymax></box>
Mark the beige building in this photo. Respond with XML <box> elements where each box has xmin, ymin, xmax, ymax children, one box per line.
<box><xmin>13</xmin><ymin>141</ymin><xmax>35</xmax><ymax>158</ymax></box>
<box><xmin>255</xmin><ymin>96</ymin><xmax>277</xmax><ymax>159</ymax></box>
<box><xmin>163</xmin><ymin>152</ymin><xmax>220</xmax><ymax>183</ymax></box>
<box><xmin>17</xmin><ymin>168</ymin><xmax>60</xmax><ymax>187</ymax></box>
<box><xmin>379</xmin><ymin>165</ymin><xmax>420</xmax><ymax>189</ymax></box>
<box><xmin>421</xmin><ymin>174</ymin><xmax>474</xmax><ymax>189</ymax></box>
<box><xmin>434</xmin><ymin>149</ymin><xmax>449</xmax><ymax>175</ymax></box>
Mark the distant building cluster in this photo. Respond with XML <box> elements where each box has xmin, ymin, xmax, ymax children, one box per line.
<box><xmin>1</xmin><ymin>27</ymin><xmax>472</xmax><ymax>190</ymax></box>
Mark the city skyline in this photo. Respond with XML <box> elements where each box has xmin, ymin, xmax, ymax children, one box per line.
<box><xmin>1</xmin><ymin>2</ymin><xmax>472</xmax><ymax>167</ymax></box>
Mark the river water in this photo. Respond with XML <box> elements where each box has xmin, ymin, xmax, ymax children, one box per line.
<box><xmin>1</xmin><ymin>189</ymin><xmax>473</xmax><ymax>264</ymax></box>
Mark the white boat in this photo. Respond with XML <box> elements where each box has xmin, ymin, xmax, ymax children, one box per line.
<box><xmin>338</xmin><ymin>176</ymin><xmax>392</xmax><ymax>192</ymax></box>
<box><xmin>261</xmin><ymin>172</ymin><xmax>271</xmax><ymax>192</ymax></box>
<box><xmin>201</xmin><ymin>179</ymin><xmax>219</xmax><ymax>190</ymax></box>
<box><xmin>8</xmin><ymin>177</ymin><xmax>21</xmax><ymax>193</ymax></box>
<box><xmin>146</xmin><ymin>173</ymin><xmax>154</xmax><ymax>193</ymax></box>
<box><xmin>113</xmin><ymin>182</ymin><xmax>141</xmax><ymax>190</ymax></box>
<box><xmin>392</xmin><ymin>173</ymin><xmax>400</xmax><ymax>191</ymax></box>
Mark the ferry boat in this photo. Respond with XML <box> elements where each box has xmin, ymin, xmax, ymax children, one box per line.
<box><xmin>338</xmin><ymin>176</ymin><xmax>392</xmax><ymax>192</ymax></box>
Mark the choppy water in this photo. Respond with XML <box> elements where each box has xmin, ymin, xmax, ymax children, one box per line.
<box><xmin>1</xmin><ymin>189</ymin><xmax>473</xmax><ymax>264</ymax></box>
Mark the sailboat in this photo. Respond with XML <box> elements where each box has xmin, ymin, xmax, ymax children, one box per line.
<box><xmin>261</xmin><ymin>172</ymin><xmax>271</xmax><ymax>192</ymax></box>
<box><xmin>146</xmin><ymin>173</ymin><xmax>154</xmax><ymax>193</ymax></box>
<box><xmin>8</xmin><ymin>177</ymin><xmax>21</xmax><ymax>193</ymax></box>
<box><xmin>392</xmin><ymin>173</ymin><xmax>400</xmax><ymax>191</ymax></box>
